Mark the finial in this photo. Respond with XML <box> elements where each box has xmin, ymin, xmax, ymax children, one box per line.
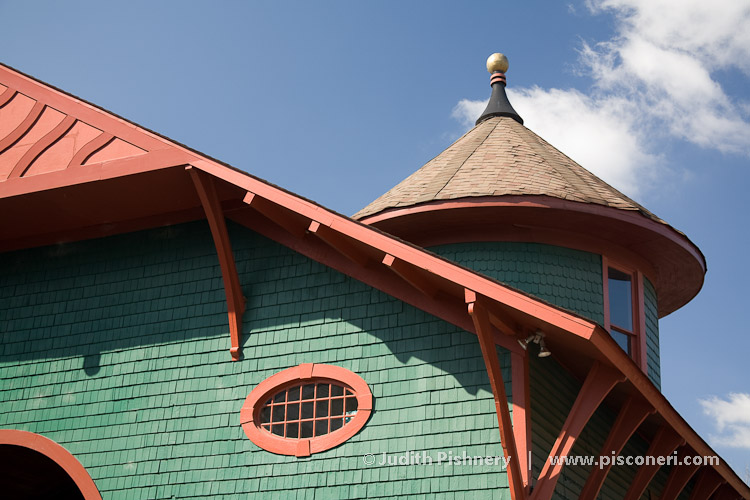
<box><xmin>476</xmin><ymin>52</ymin><xmax>523</xmax><ymax>125</ymax></box>
<box><xmin>486</xmin><ymin>53</ymin><xmax>509</xmax><ymax>74</ymax></box>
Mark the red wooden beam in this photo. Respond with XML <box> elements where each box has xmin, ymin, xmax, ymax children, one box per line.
<box><xmin>243</xmin><ymin>191</ymin><xmax>308</xmax><ymax>238</ymax></box>
<box><xmin>489</xmin><ymin>309</ymin><xmax>519</xmax><ymax>336</ymax></box>
<box><xmin>310</xmin><ymin>220</ymin><xmax>371</xmax><ymax>267</ymax></box>
<box><xmin>466</xmin><ymin>289</ymin><xmax>526</xmax><ymax>500</ymax></box>
<box><xmin>187</xmin><ymin>167</ymin><xmax>245</xmax><ymax>361</ymax></box>
<box><xmin>579</xmin><ymin>396</ymin><xmax>654</xmax><ymax>500</ymax></box>
<box><xmin>623</xmin><ymin>426</ymin><xmax>685</xmax><ymax>500</ymax></box>
<box><xmin>383</xmin><ymin>254</ymin><xmax>440</xmax><ymax>297</ymax></box>
<box><xmin>713</xmin><ymin>483</ymin><xmax>741</xmax><ymax>500</ymax></box>
<box><xmin>659</xmin><ymin>446</ymin><xmax>702</xmax><ymax>500</ymax></box>
<box><xmin>688</xmin><ymin>468</ymin><xmax>725</xmax><ymax>500</ymax></box>
<box><xmin>530</xmin><ymin>361</ymin><xmax>624</xmax><ymax>500</ymax></box>
<box><xmin>511</xmin><ymin>349</ymin><xmax>532</xmax><ymax>493</ymax></box>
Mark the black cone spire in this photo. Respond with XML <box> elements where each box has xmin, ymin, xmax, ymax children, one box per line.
<box><xmin>476</xmin><ymin>53</ymin><xmax>523</xmax><ymax>125</ymax></box>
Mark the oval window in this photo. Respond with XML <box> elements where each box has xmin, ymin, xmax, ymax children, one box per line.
<box><xmin>240</xmin><ymin>364</ymin><xmax>372</xmax><ymax>457</ymax></box>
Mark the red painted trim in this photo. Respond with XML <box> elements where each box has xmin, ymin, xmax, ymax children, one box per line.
<box><xmin>602</xmin><ymin>256</ymin><xmax>611</xmax><ymax>332</ymax></box>
<box><xmin>603</xmin><ymin>260</ymin><xmax>648</xmax><ymax>372</ymax></box>
<box><xmin>309</xmin><ymin>220</ymin><xmax>372</xmax><ymax>267</ymax></box>
<box><xmin>244</xmin><ymin>191</ymin><xmax>308</xmax><ymax>238</ymax></box>
<box><xmin>659</xmin><ymin>446</ymin><xmax>702</xmax><ymax>500</ymax></box>
<box><xmin>488</xmin><ymin>310</ymin><xmax>519</xmax><ymax>337</ymax></box>
<box><xmin>359</xmin><ymin>196</ymin><xmax>705</xmax><ymax>273</ymax></box>
<box><xmin>8</xmin><ymin>115</ymin><xmax>76</xmax><ymax>179</ymax></box>
<box><xmin>511</xmin><ymin>350</ymin><xmax>531</xmax><ymax>493</ymax></box>
<box><xmin>240</xmin><ymin>364</ymin><xmax>372</xmax><ymax>457</ymax></box>
<box><xmin>688</xmin><ymin>469</ymin><xmax>725</xmax><ymax>500</ymax></box>
<box><xmin>0</xmin><ymin>148</ymin><xmax>196</xmax><ymax>199</ymax></box>
<box><xmin>623</xmin><ymin>426</ymin><xmax>685</xmax><ymax>500</ymax></box>
<box><xmin>0</xmin><ymin>65</ymin><xmax>169</xmax><ymax>151</ymax></box>
<box><xmin>530</xmin><ymin>362</ymin><xmax>625</xmax><ymax>500</ymax></box>
<box><xmin>67</xmin><ymin>132</ymin><xmax>115</xmax><ymax>168</ymax></box>
<box><xmin>359</xmin><ymin>196</ymin><xmax>705</xmax><ymax>317</ymax></box>
<box><xmin>0</xmin><ymin>429</ymin><xmax>102</xmax><ymax>500</ymax></box>
<box><xmin>637</xmin><ymin>271</ymin><xmax>648</xmax><ymax>373</ymax></box>
<box><xmin>0</xmin><ymin>101</ymin><xmax>45</xmax><ymax>156</ymax></box>
<box><xmin>383</xmin><ymin>254</ymin><xmax>440</xmax><ymax>298</ymax></box>
<box><xmin>0</xmin><ymin>86</ymin><xmax>17</xmax><ymax>107</ymax></box>
<box><xmin>467</xmin><ymin>296</ymin><xmax>526</xmax><ymax>500</ymax></box>
<box><xmin>187</xmin><ymin>167</ymin><xmax>245</xmax><ymax>360</ymax></box>
<box><xmin>579</xmin><ymin>396</ymin><xmax>654</xmax><ymax>500</ymax></box>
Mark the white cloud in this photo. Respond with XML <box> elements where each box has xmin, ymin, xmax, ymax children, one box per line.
<box><xmin>587</xmin><ymin>0</ymin><xmax>750</xmax><ymax>74</ymax></box>
<box><xmin>583</xmin><ymin>0</ymin><xmax>750</xmax><ymax>153</ymax></box>
<box><xmin>699</xmin><ymin>393</ymin><xmax>750</xmax><ymax>449</ymax></box>
<box><xmin>453</xmin><ymin>0</ymin><xmax>750</xmax><ymax>195</ymax></box>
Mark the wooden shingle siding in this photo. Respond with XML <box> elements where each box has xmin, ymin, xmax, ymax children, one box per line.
<box><xmin>643</xmin><ymin>278</ymin><xmax>661</xmax><ymax>389</ymax></box>
<box><xmin>429</xmin><ymin>241</ymin><xmax>605</xmax><ymax>323</ymax></box>
<box><xmin>0</xmin><ymin>221</ymin><xmax>512</xmax><ymax>499</ymax></box>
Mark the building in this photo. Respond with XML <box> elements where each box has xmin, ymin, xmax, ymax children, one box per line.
<box><xmin>0</xmin><ymin>55</ymin><xmax>747</xmax><ymax>499</ymax></box>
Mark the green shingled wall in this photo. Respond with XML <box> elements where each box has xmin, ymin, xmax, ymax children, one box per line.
<box><xmin>429</xmin><ymin>242</ymin><xmax>604</xmax><ymax>323</ymax></box>
<box><xmin>644</xmin><ymin>278</ymin><xmax>661</xmax><ymax>389</ymax></box>
<box><xmin>0</xmin><ymin>221</ymin><xmax>512</xmax><ymax>499</ymax></box>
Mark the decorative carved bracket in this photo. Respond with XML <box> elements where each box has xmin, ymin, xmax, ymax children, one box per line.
<box><xmin>466</xmin><ymin>289</ymin><xmax>527</xmax><ymax>500</ymax></box>
<box><xmin>580</xmin><ymin>396</ymin><xmax>654</xmax><ymax>500</ymax></box>
<box><xmin>187</xmin><ymin>167</ymin><xmax>245</xmax><ymax>360</ymax></box>
<box><xmin>531</xmin><ymin>362</ymin><xmax>625</xmax><ymax>500</ymax></box>
<box><xmin>623</xmin><ymin>426</ymin><xmax>684</xmax><ymax>500</ymax></box>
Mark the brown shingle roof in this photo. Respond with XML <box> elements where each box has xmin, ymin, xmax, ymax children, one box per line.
<box><xmin>354</xmin><ymin>116</ymin><xmax>664</xmax><ymax>224</ymax></box>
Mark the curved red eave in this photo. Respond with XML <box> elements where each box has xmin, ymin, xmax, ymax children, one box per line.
<box><xmin>0</xmin><ymin>429</ymin><xmax>102</xmax><ymax>500</ymax></box>
<box><xmin>358</xmin><ymin>196</ymin><xmax>706</xmax><ymax>318</ymax></box>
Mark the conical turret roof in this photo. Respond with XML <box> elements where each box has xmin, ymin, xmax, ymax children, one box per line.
<box><xmin>355</xmin><ymin>115</ymin><xmax>661</xmax><ymax>223</ymax></box>
<box><xmin>354</xmin><ymin>54</ymin><xmax>705</xmax><ymax>318</ymax></box>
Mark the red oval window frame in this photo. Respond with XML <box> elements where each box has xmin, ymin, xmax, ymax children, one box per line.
<box><xmin>240</xmin><ymin>363</ymin><xmax>372</xmax><ymax>457</ymax></box>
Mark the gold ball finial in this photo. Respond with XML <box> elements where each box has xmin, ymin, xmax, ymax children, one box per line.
<box><xmin>486</xmin><ymin>53</ymin><xmax>509</xmax><ymax>73</ymax></box>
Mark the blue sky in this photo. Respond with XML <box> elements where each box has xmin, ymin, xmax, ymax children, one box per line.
<box><xmin>1</xmin><ymin>0</ymin><xmax>748</xmax><ymax>477</ymax></box>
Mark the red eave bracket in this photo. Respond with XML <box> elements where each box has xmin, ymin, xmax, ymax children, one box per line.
<box><xmin>310</xmin><ymin>221</ymin><xmax>372</xmax><ymax>267</ymax></box>
<box><xmin>383</xmin><ymin>254</ymin><xmax>440</xmax><ymax>297</ymax></box>
<box><xmin>187</xmin><ymin>166</ymin><xmax>246</xmax><ymax>361</ymax></box>
<box><xmin>579</xmin><ymin>396</ymin><xmax>655</xmax><ymax>500</ymax></box>
<box><xmin>623</xmin><ymin>426</ymin><xmax>685</xmax><ymax>500</ymax></box>
<box><xmin>530</xmin><ymin>361</ymin><xmax>625</xmax><ymax>500</ymax></box>
<box><xmin>659</xmin><ymin>446</ymin><xmax>702</xmax><ymax>500</ymax></box>
<box><xmin>688</xmin><ymin>468</ymin><xmax>725</xmax><ymax>500</ymax></box>
<box><xmin>466</xmin><ymin>289</ymin><xmax>527</xmax><ymax>500</ymax></box>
